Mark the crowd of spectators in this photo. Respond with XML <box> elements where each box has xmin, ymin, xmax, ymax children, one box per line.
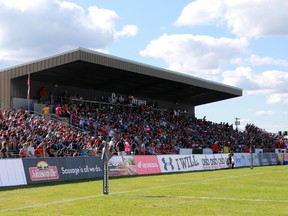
<box><xmin>0</xmin><ymin>96</ymin><xmax>287</xmax><ymax>159</ymax></box>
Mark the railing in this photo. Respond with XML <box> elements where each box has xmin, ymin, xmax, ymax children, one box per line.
<box><xmin>31</xmin><ymin>110</ymin><xmax>85</xmax><ymax>133</ymax></box>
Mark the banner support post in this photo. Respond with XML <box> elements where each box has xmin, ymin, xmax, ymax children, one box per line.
<box><xmin>250</xmin><ymin>145</ymin><xmax>253</xmax><ymax>169</ymax></box>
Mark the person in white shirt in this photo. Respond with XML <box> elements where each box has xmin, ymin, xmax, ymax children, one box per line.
<box><xmin>108</xmin><ymin>137</ymin><xmax>116</xmax><ymax>154</ymax></box>
<box><xmin>26</xmin><ymin>139</ymin><xmax>35</xmax><ymax>158</ymax></box>
<box><xmin>227</xmin><ymin>150</ymin><xmax>235</xmax><ymax>169</ymax></box>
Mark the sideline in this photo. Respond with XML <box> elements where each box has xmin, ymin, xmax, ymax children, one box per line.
<box><xmin>0</xmin><ymin>169</ymin><xmax>285</xmax><ymax>213</ymax></box>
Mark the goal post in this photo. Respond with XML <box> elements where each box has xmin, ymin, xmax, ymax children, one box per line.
<box><xmin>103</xmin><ymin>160</ymin><xmax>109</xmax><ymax>195</ymax></box>
<box><xmin>101</xmin><ymin>142</ymin><xmax>114</xmax><ymax>195</ymax></box>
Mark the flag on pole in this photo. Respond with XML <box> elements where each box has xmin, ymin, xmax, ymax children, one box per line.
<box><xmin>27</xmin><ymin>73</ymin><xmax>30</xmax><ymax>99</ymax></box>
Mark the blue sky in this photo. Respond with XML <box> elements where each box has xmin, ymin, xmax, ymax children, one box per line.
<box><xmin>0</xmin><ymin>0</ymin><xmax>288</xmax><ymax>133</ymax></box>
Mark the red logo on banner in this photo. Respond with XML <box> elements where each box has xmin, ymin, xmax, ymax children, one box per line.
<box><xmin>134</xmin><ymin>156</ymin><xmax>161</xmax><ymax>175</ymax></box>
<box><xmin>29</xmin><ymin>161</ymin><xmax>59</xmax><ymax>181</ymax></box>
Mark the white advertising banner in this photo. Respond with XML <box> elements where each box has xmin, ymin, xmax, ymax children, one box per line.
<box><xmin>197</xmin><ymin>154</ymin><xmax>229</xmax><ymax>170</ymax></box>
<box><xmin>157</xmin><ymin>154</ymin><xmax>202</xmax><ymax>173</ymax></box>
<box><xmin>157</xmin><ymin>154</ymin><xmax>230</xmax><ymax>173</ymax></box>
<box><xmin>0</xmin><ymin>159</ymin><xmax>27</xmax><ymax>187</ymax></box>
<box><xmin>234</xmin><ymin>153</ymin><xmax>250</xmax><ymax>167</ymax></box>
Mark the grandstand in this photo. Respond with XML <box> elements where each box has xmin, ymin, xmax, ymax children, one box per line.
<box><xmin>0</xmin><ymin>47</ymin><xmax>245</xmax><ymax>156</ymax></box>
<box><xmin>0</xmin><ymin>47</ymin><xmax>285</xmax><ymax>158</ymax></box>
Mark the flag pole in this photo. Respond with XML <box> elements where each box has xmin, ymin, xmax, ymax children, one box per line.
<box><xmin>27</xmin><ymin>73</ymin><xmax>30</xmax><ymax>113</ymax></box>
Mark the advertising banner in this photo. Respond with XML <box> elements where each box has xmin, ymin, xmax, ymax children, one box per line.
<box><xmin>134</xmin><ymin>156</ymin><xmax>161</xmax><ymax>175</ymax></box>
<box><xmin>257</xmin><ymin>153</ymin><xmax>279</xmax><ymax>166</ymax></box>
<box><xmin>198</xmin><ymin>154</ymin><xmax>228</xmax><ymax>170</ymax></box>
<box><xmin>64</xmin><ymin>157</ymin><xmax>103</xmax><ymax>180</ymax></box>
<box><xmin>258</xmin><ymin>153</ymin><xmax>271</xmax><ymax>166</ymax></box>
<box><xmin>234</xmin><ymin>153</ymin><xmax>250</xmax><ymax>167</ymax></box>
<box><xmin>284</xmin><ymin>153</ymin><xmax>288</xmax><ymax>165</ymax></box>
<box><xmin>246</xmin><ymin>153</ymin><xmax>260</xmax><ymax>167</ymax></box>
<box><xmin>22</xmin><ymin>157</ymin><xmax>103</xmax><ymax>184</ymax></box>
<box><xmin>278</xmin><ymin>153</ymin><xmax>288</xmax><ymax>165</ymax></box>
<box><xmin>108</xmin><ymin>156</ymin><xmax>137</xmax><ymax>176</ymax></box>
<box><xmin>0</xmin><ymin>159</ymin><xmax>27</xmax><ymax>187</ymax></box>
<box><xmin>157</xmin><ymin>154</ymin><xmax>202</xmax><ymax>173</ymax></box>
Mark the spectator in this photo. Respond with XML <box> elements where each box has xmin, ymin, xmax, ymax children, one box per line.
<box><xmin>55</xmin><ymin>104</ymin><xmax>62</xmax><ymax>117</ymax></box>
<box><xmin>124</xmin><ymin>138</ymin><xmax>131</xmax><ymax>155</ymax></box>
<box><xmin>26</xmin><ymin>139</ymin><xmax>35</xmax><ymax>158</ymax></box>
<box><xmin>39</xmin><ymin>87</ymin><xmax>47</xmax><ymax>103</ymax></box>
<box><xmin>116</xmin><ymin>138</ymin><xmax>125</xmax><ymax>156</ymax></box>
<box><xmin>35</xmin><ymin>142</ymin><xmax>47</xmax><ymax>157</ymax></box>
<box><xmin>0</xmin><ymin>141</ymin><xmax>9</xmax><ymax>158</ymax></box>
<box><xmin>108</xmin><ymin>137</ymin><xmax>116</xmax><ymax>154</ymax></box>
<box><xmin>0</xmin><ymin>102</ymin><xmax>283</xmax><ymax>160</ymax></box>
<box><xmin>42</xmin><ymin>104</ymin><xmax>50</xmax><ymax>115</ymax></box>
<box><xmin>19</xmin><ymin>143</ymin><xmax>28</xmax><ymax>158</ymax></box>
<box><xmin>211</xmin><ymin>142</ymin><xmax>219</xmax><ymax>154</ymax></box>
<box><xmin>133</xmin><ymin>143</ymin><xmax>140</xmax><ymax>155</ymax></box>
<box><xmin>147</xmin><ymin>142</ymin><xmax>156</xmax><ymax>155</ymax></box>
<box><xmin>140</xmin><ymin>141</ymin><xmax>146</xmax><ymax>155</ymax></box>
<box><xmin>227</xmin><ymin>150</ymin><xmax>235</xmax><ymax>169</ymax></box>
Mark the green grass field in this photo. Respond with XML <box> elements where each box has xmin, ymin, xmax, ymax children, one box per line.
<box><xmin>0</xmin><ymin>165</ymin><xmax>287</xmax><ymax>216</ymax></box>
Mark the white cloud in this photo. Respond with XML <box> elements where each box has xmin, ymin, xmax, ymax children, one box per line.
<box><xmin>249</xmin><ymin>55</ymin><xmax>288</xmax><ymax>67</ymax></box>
<box><xmin>255</xmin><ymin>110</ymin><xmax>274</xmax><ymax>116</ymax></box>
<box><xmin>85</xmin><ymin>6</ymin><xmax>118</xmax><ymax>30</ymax></box>
<box><xmin>266</xmin><ymin>94</ymin><xmax>288</xmax><ymax>104</ymax></box>
<box><xmin>174</xmin><ymin>0</ymin><xmax>225</xmax><ymax>26</ymax></box>
<box><xmin>0</xmin><ymin>0</ymin><xmax>137</xmax><ymax>62</ymax></box>
<box><xmin>175</xmin><ymin>0</ymin><xmax>288</xmax><ymax>37</ymax></box>
<box><xmin>222</xmin><ymin>67</ymin><xmax>256</xmax><ymax>88</ymax></box>
<box><xmin>223</xmin><ymin>67</ymin><xmax>288</xmax><ymax>91</ymax></box>
<box><xmin>114</xmin><ymin>25</ymin><xmax>138</xmax><ymax>38</ymax></box>
<box><xmin>140</xmin><ymin>34</ymin><xmax>248</xmax><ymax>80</ymax></box>
<box><xmin>223</xmin><ymin>67</ymin><xmax>288</xmax><ymax>104</ymax></box>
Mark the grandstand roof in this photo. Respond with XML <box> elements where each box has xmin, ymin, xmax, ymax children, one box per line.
<box><xmin>1</xmin><ymin>47</ymin><xmax>242</xmax><ymax>107</ymax></box>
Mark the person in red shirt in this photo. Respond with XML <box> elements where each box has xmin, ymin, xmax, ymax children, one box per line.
<box><xmin>243</xmin><ymin>145</ymin><xmax>250</xmax><ymax>153</ymax></box>
<box><xmin>55</xmin><ymin>104</ymin><xmax>62</xmax><ymax>117</ymax></box>
<box><xmin>19</xmin><ymin>143</ymin><xmax>28</xmax><ymax>158</ymax></box>
<box><xmin>34</xmin><ymin>142</ymin><xmax>47</xmax><ymax>157</ymax></box>
<box><xmin>155</xmin><ymin>144</ymin><xmax>162</xmax><ymax>154</ymax></box>
<box><xmin>280</xmin><ymin>139</ymin><xmax>286</xmax><ymax>149</ymax></box>
<box><xmin>140</xmin><ymin>142</ymin><xmax>146</xmax><ymax>155</ymax></box>
<box><xmin>139</xmin><ymin>103</ymin><xmax>145</xmax><ymax>114</ymax></box>
<box><xmin>211</xmin><ymin>142</ymin><xmax>219</xmax><ymax>154</ymax></box>
<box><xmin>168</xmin><ymin>144</ymin><xmax>176</xmax><ymax>154</ymax></box>
<box><xmin>39</xmin><ymin>87</ymin><xmax>47</xmax><ymax>103</ymax></box>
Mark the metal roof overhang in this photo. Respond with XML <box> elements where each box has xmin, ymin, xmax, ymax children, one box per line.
<box><xmin>6</xmin><ymin>48</ymin><xmax>243</xmax><ymax>106</ymax></box>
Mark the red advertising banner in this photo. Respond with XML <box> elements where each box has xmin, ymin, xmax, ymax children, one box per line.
<box><xmin>29</xmin><ymin>161</ymin><xmax>59</xmax><ymax>181</ymax></box>
<box><xmin>134</xmin><ymin>155</ymin><xmax>161</xmax><ymax>175</ymax></box>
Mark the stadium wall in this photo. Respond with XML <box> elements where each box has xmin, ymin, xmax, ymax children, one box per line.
<box><xmin>1</xmin><ymin>153</ymin><xmax>287</xmax><ymax>187</ymax></box>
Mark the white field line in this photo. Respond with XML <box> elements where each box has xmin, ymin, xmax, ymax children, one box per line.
<box><xmin>113</xmin><ymin>194</ymin><xmax>288</xmax><ymax>203</ymax></box>
<box><xmin>0</xmin><ymin>170</ymin><xmax>285</xmax><ymax>213</ymax></box>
